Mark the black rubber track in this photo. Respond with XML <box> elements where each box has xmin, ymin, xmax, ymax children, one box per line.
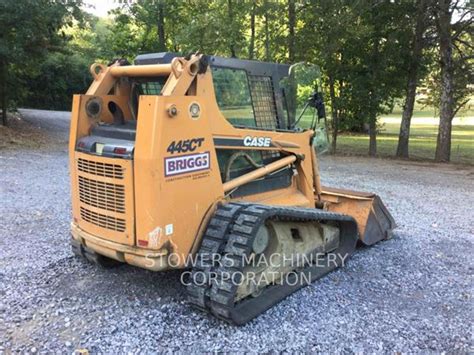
<box><xmin>186</xmin><ymin>202</ymin><xmax>359</xmax><ymax>325</ymax></box>
<box><xmin>186</xmin><ymin>203</ymin><xmax>247</xmax><ymax>310</ymax></box>
<box><xmin>70</xmin><ymin>237</ymin><xmax>122</xmax><ymax>268</ymax></box>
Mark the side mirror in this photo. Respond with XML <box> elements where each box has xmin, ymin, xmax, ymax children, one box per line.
<box><xmin>308</xmin><ymin>92</ymin><xmax>326</xmax><ymax>120</ymax></box>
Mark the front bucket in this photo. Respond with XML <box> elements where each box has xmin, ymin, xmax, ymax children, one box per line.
<box><xmin>320</xmin><ymin>186</ymin><xmax>396</xmax><ymax>245</ymax></box>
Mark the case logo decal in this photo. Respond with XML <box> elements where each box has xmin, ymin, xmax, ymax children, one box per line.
<box><xmin>165</xmin><ymin>152</ymin><xmax>210</xmax><ymax>177</ymax></box>
<box><xmin>243</xmin><ymin>136</ymin><xmax>272</xmax><ymax>147</ymax></box>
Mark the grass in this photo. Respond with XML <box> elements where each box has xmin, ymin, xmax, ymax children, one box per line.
<box><xmin>337</xmin><ymin>125</ymin><xmax>474</xmax><ymax>164</ymax></box>
<box><xmin>336</xmin><ymin>113</ymin><xmax>474</xmax><ymax>165</ymax></box>
<box><xmin>291</xmin><ymin>102</ymin><xmax>474</xmax><ymax>164</ymax></box>
<box><xmin>220</xmin><ymin>104</ymin><xmax>474</xmax><ymax>165</ymax></box>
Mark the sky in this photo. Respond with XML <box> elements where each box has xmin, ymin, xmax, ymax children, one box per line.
<box><xmin>82</xmin><ymin>0</ymin><xmax>121</xmax><ymax>17</ymax></box>
<box><xmin>83</xmin><ymin>0</ymin><xmax>470</xmax><ymax>22</ymax></box>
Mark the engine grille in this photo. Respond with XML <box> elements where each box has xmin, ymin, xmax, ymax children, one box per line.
<box><xmin>80</xmin><ymin>207</ymin><xmax>126</xmax><ymax>232</ymax></box>
<box><xmin>78</xmin><ymin>176</ymin><xmax>125</xmax><ymax>213</ymax></box>
<box><xmin>77</xmin><ymin>158</ymin><xmax>124</xmax><ymax>179</ymax></box>
<box><xmin>76</xmin><ymin>156</ymin><xmax>131</xmax><ymax>237</ymax></box>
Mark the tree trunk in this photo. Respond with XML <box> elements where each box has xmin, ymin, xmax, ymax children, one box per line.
<box><xmin>228</xmin><ymin>0</ymin><xmax>236</xmax><ymax>57</ymax></box>
<box><xmin>288</xmin><ymin>0</ymin><xmax>296</xmax><ymax>62</ymax></box>
<box><xmin>329</xmin><ymin>75</ymin><xmax>338</xmax><ymax>154</ymax></box>
<box><xmin>396</xmin><ymin>0</ymin><xmax>427</xmax><ymax>158</ymax></box>
<box><xmin>368</xmin><ymin>113</ymin><xmax>377</xmax><ymax>156</ymax></box>
<box><xmin>435</xmin><ymin>0</ymin><xmax>454</xmax><ymax>162</ymax></box>
<box><xmin>367</xmin><ymin>3</ymin><xmax>380</xmax><ymax>157</ymax></box>
<box><xmin>264</xmin><ymin>1</ymin><xmax>270</xmax><ymax>61</ymax></box>
<box><xmin>157</xmin><ymin>3</ymin><xmax>166</xmax><ymax>51</ymax></box>
<box><xmin>436</xmin><ymin>113</ymin><xmax>452</xmax><ymax>161</ymax></box>
<box><xmin>397</xmin><ymin>80</ymin><xmax>417</xmax><ymax>158</ymax></box>
<box><xmin>1</xmin><ymin>92</ymin><xmax>6</xmax><ymax>126</ymax></box>
<box><xmin>0</xmin><ymin>59</ymin><xmax>7</xmax><ymax>126</ymax></box>
<box><xmin>248</xmin><ymin>1</ymin><xmax>256</xmax><ymax>59</ymax></box>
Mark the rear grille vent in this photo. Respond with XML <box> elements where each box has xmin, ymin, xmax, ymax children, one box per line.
<box><xmin>77</xmin><ymin>158</ymin><xmax>124</xmax><ymax>179</ymax></box>
<box><xmin>78</xmin><ymin>176</ymin><xmax>125</xmax><ymax>213</ymax></box>
<box><xmin>80</xmin><ymin>207</ymin><xmax>126</xmax><ymax>232</ymax></box>
<box><xmin>76</xmin><ymin>156</ymin><xmax>128</xmax><ymax>234</ymax></box>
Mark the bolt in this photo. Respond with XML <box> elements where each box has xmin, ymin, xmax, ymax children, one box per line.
<box><xmin>167</xmin><ymin>105</ymin><xmax>178</xmax><ymax>118</ymax></box>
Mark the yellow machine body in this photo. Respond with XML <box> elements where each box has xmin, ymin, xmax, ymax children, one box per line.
<box><xmin>69</xmin><ymin>54</ymin><xmax>395</xmax><ymax>272</ymax></box>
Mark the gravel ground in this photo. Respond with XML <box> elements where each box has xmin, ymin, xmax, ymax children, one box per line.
<box><xmin>1</xmin><ymin>109</ymin><xmax>473</xmax><ymax>353</ymax></box>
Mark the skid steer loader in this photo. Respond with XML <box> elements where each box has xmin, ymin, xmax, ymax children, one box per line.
<box><xmin>69</xmin><ymin>53</ymin><xmax>395</xmax><ymax>324</ymax></box>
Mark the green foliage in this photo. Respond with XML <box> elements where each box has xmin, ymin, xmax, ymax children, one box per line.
<box><xmin>0</xmin><ymin>0</ymin><xmax>84</xmax><ymax>61</ymax></box>
<box><xmin>300</xmin><ymin>0</ymin><xmax>417</xmax><ymax>133</ymax></box>
<box><xmin>25</xmin><ymin>52</ymin><xmax>92</xmax><ymax>110</ymax></box>
<box><xmin>0</xmin><ymin>0</ymin><xmax>84</xmax><ymax>112</ymax></box>
<box><xmin>418</xmin><ymin>33</ymin><xmax>474</xmax><ymax>117</ymax></box>
<box><xmin>1</xmin><ymin>0</ymin><xmax>471</xmax><ymax>161</ymax></box>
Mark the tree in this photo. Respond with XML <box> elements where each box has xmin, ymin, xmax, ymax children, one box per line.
<box><xmin>298</xmin><ymin>0</ymin><xmax>359</xmax><ymax>153</ymax></box>
<box><xmin>358</xmin><ymin>1</ymin><xmax>414</xmax><ymax>156</ymax></box>
<box><xmin>228</xmin><ymin>0</ymin><xmax>237</xmax><ymax>57</ymax></box>
<box><xmin>161</xmin><ymin>0</ymin><xmax>248</xmax><ymax>57</ymax></box>
<box><xmin>249</xmin><ymin>1</ymin><xmax>257</xmax><ymax>59</ymax></box>
<box><xmin>288</xmin><ymin>0</ymin><xmax>296</xmax><ymax>63</ymax></box>
<box><xmin>157</xmin><ymin>2</ymin><xmax>166</xmax><ymax>51</ymax></box>
<box><xmin>299</xmin><ymin>1</ymin><xmax>413</xmax><ymax>156</ymax></box>
<box><xmin>24</xmin><ymin>52</ymin><xmax>92</xmax><ymax>111</ymax></box>
<box><xmin>248</xmin><ymin>0</ymin><xmax>288</xmax><ymax>62</ymax></box>
<box><xmin>396</xmin><ymin>0</ymin><xmax>430</xmax><ymax>158</ymax></box>
<box><xmin>6</xmin><ymin>0</ymin><xmax>470</xmax><ymax>166</ymax></box>
<box><xmin>433</xmin><ymin>0</ymin><xmax>473</xmax><ymax>162</ymax></box>
<box><xmin>435</xmin><ymin>0</ymin><xmax>455</xmax><ymax>162</ymax></box>
<box><xmin>0</xmin><ymin>0</ymin><xmax>83</xmax><ymax>125</ymax></box>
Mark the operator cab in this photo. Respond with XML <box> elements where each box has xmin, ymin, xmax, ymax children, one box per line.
<box><xmin>77</xmin><ymin>53</ymin><xmax>329</xmax><ymax>188</ymax></box>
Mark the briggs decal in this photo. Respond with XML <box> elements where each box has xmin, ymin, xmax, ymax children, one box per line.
<box><xmin>165</xmin><ymin>152</ymin><xmax>210</xmax><ymax>177</ymax></box>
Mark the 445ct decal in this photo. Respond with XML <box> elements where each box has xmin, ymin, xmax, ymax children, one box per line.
<box><xmin>167</xmin><ymin>138</ymin><xmax>205</xmax><ymax>154</ymax></box>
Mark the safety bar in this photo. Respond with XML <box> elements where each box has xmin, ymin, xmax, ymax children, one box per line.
<box><xmin>89</xmin><ymin>63</ymin><xmax>172</xmax><ymax>80</ymax></box>
<box><xmin>109</xmin><ymin>64</ymin><xmax>172</xmax><ymax>77</ymax></box>
<box><xmin>223</xmin><ymin>155</ymin><xmax>297</xmax><ymax>193</ymax></box>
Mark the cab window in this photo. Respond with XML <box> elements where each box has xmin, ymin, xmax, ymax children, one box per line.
<box><xmin>211</xmin><ymin>67</ymin><xmax>256</xmax><ymax>127</ymax></box>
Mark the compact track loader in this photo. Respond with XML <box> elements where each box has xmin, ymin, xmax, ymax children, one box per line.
<box><xmin>69</xmin><ymin>53</ymin><xmax>395</xmax><ymax>324</ymax></box>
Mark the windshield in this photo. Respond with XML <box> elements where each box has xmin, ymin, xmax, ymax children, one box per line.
<box><xmin>280</xmin><ymin>63</ymin><xmax>329</xmax><ymax>153</ymax></box>
<box><xmin>280</xmin><ymin>63</ymin><xmax>321</xmax><ymax>127</ymax></box>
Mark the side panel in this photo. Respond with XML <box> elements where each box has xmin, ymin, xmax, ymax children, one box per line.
<box><xmin>196</xmin><ymin>70</ymin><xmax>317</xmax><ymax>204</ymax></box>
<box><xmin>134</xmin><ymin>95</ymin><xmax>224</xmax><ymax>264</ymax></box>
<box><xmin>69</xmin><ymin>95</ymin><xmax>136</xmax><ymax>246</ymax></box>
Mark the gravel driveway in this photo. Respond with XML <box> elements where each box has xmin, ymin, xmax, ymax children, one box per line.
<box><xmin>1</xmin><ymin>109</ymin><xmax>473</xmax><ymax>353</ymax></box>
